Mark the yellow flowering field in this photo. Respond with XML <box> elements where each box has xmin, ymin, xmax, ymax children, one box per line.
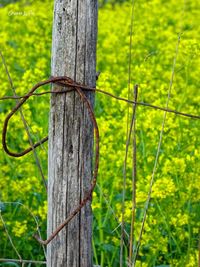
<box><xmin>0</xmin><ymin>0</ymin><xmax>199</xmax><ymax>266</ymax></box>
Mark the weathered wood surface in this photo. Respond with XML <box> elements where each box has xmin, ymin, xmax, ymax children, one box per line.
<box><xmin>47</xmin><ymin>1</ymin><xmax>97</xmax><ymax>266</ymax></box>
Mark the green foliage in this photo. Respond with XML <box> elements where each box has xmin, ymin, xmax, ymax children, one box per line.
<box><xmin>0</xmin><ymin>0</ymin><xmax>199</xmax><ymax>266</ymax></box>
<box><xmin>98</xmin><ymin>0</ymin><xmax>128</xmax><ymax>8</ymax></box>
<box><xmin>0</xmin><ymin>0</ymin><xmax>19</xmax><ymax>7</ymax></box>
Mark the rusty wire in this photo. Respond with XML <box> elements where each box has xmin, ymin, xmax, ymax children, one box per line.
<box><xmin>2</xmin><ymin>76</ymin><xmax>99</xmax><ymax>245</ymax></box>
<box><xmin>1</xmin><ymin>76</ymin><xmax>200</xmax><ymax>246</ymax></box>
<box><xmin>1</xmin><ymin>81</ymin><xmax>200</xmax><ymax>120</ymax></box>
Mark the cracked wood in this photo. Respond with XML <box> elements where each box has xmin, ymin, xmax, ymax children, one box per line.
<box><xmin>47</xmin><ymin>1</ymin><xmax>97</xmax><ymax>266</ymax></box>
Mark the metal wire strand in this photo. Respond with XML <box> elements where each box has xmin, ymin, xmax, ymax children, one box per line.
<box><xmin>1</xmin><ymin>75</ymin><xmax>200</xmax><ymax>246</ymax></box>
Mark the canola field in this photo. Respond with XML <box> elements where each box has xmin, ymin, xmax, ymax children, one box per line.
<box><xmin>0</xmin><ymin>0</ymin><xmax>200</xmax><ymax>266</ymax></box>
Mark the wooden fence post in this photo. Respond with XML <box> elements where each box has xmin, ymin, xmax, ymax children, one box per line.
<box><xmin>47</xmin><ymin>1</ymin><xmax>98</xmax><ymax>266</ymax></box>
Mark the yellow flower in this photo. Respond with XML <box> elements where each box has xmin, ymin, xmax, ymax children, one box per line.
<box><xmin>152</xmin><ymin>177</ymin><xmax>176</xmax><ymax>199</ymax></box>
<box><xmin>38</xmin><ymin>201</ymin><xmax>47</xmax><ymax>221</ymax></box>
<box><xmin>12</xmin><ymin>220</ymin><xmax>28</xmax><ymax>238</ymax></box>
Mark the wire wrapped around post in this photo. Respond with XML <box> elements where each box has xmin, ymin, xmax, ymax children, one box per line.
<box><xmin>2</xmin><ymin>76</ymin><xmax>99</xmax><ymax>245</ymax></box>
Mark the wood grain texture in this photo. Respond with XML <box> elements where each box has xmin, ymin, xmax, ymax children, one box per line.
<box><xmin>47</xmin><ymin>1</ymin><xmax>97</xmax><ymax>266</ymax></box>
